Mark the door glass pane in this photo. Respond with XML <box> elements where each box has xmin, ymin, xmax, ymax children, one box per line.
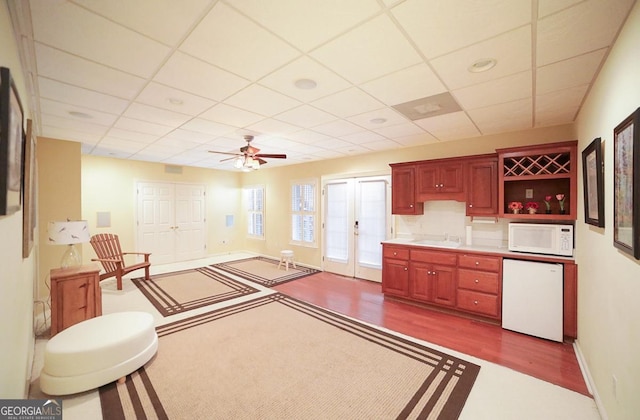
<box><xmin>357</xmin><ymin>180</ymin><xmax>386</xmax><ymax>268</ymax></box>
<box><xmin>326</xmin><ymin>182</ymin><xmax>348</xmax><ymax>261</ymax></box>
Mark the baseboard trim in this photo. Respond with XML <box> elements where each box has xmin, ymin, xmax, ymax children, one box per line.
<box><xmin>573</xmin><ymin>339</ymin><xmax>607</xmax><ymax>420</ymax></box>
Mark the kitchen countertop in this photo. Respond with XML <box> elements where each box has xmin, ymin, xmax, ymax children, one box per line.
<box><xmin>382</xmin><ymin>237</ymin><xmax>575</xmax><ymax>262</ymax></box>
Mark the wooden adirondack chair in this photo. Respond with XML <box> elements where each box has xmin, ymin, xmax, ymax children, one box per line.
<box><xmin>89</xmin><ymin>233</ymin><xmax>151</xmax><ymax>290</ymax></box>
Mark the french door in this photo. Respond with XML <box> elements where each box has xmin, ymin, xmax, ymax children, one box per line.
<box><xmin>137</xmin><ymin>182</ymin><xmax>206</xmax><ymax>264</ymax></box>
<box><xmin>322</xmin><ymin>175</ymin><xmax>391</xmax><ymax>282</ymax></box>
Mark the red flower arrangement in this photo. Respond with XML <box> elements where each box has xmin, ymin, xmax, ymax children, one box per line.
<box><xmin>525</xmin><ymin>202</ymin><xmax>539</xmax><ymax>210</ymax></box>
<box><xmin>508</xmin><ymin>201</ymin><xmax>523</xmax><ymax>213</ymax></box>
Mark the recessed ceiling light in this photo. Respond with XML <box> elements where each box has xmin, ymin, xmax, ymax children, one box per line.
<box><xmin>370</xmin><ymin>118</ymin><xmax>387</xmax><ymax>124</ymax></box>
<box><xmin>68</xmin><ymin>111</ymin><xmax>92</xmax><ymax>119</ymax></box>
<box><xmin>294</xmin><ymin>78</ymin><xmax>317</xmax><ymax>90</ymax></box>
<box><xmin>468</xmin><ymin>58</ymin><xmax>497</xmax><ymax>73</ymax></box>
<box><xmin>168</xmin><ymin>97</ymin><xmax>184</xmax><ymax>105</ymax></box>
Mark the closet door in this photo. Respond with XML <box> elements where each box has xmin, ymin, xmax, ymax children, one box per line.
<box><xmin>137</xmin><ymin>182</ymin><xmax>206</xmax><ymax>264</ymax></box>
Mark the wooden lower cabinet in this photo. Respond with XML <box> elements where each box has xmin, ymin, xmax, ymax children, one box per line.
<box><xmin>409</xmin><ymin>262</ymin><xmax>456</xmax><ymax>307</ymax></box>
<box><xmin>50</xmin><ymin>264</ymin><xmax>102</xmax><ymax>337</ymax></box>
<box><xmin>381</xmin><ymin>245</ymin><xmax>410</xmax><ymax>297</ymax></box>
<box><xmin>456</xmin><ymin>253</ymin><xmax>502</xmax><ymax>320</ymax></box>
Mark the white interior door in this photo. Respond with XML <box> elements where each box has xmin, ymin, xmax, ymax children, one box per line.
<box><xmin>137</xmin><ymin>182</ymin><xmax>206</xmax><ymax>264</ymax></box>
<box><xmin>323</xmin><ymin>176</ymin><xmax>391</xmax><ymax>282</ymax></box>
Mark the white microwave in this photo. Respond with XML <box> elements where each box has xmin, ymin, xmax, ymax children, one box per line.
<box><xmin>508</xmin><ymin>223</ymin><xmax>574</xmax><ymax>257</ymax></box>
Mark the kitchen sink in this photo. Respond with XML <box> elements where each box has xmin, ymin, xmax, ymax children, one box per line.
<box><xmin>412</xmin><ymin>239</ymin><xmax>462</xmax><ymax>248</ymax></box>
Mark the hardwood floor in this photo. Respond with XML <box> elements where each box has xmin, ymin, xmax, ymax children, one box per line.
<box><xmin>274</xmin><ymin>271</ymin><xmax>590</xmax><ymax>396</ymax></box>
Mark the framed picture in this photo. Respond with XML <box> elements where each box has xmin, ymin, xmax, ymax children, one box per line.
<box><xmin>582</xmin><ymin>137</ymin><xmax>605</xmax><ymax>227</ymax></box>
<box><xmin>613</xmin><ymin>107</ymin><xmax>640</xmax><ymax>259</ymax></box>
<box><xmin>22</xmin><ymin>119</ymin><xmax>37</xmax><ymax>258</ymax></box>
<box><xmin>0</xmin><ymin>67</ymin><xmax>25</xmax><ymax>216</ymax></box>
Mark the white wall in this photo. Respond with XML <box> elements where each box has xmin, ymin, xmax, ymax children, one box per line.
<box><xmin>0</xmin><ymin>1</ymin><xmax>36</xmax><ymax>398</ymax></box>
<box><xmin>574</xmin><ymin>2</ymin><xmax>640</xmax><ymax>419</ymax></box>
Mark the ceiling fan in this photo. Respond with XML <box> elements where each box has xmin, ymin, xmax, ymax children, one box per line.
<box><xmin>208</xmin><ymin>135</ymin><xmax>287</xmax><ymax>170</ymax></box>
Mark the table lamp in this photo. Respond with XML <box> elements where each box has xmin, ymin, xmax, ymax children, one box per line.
<box><xmin>47</xmin><ymin>220</ymin><xmax>90</xmax><ymax>268</ymax></box>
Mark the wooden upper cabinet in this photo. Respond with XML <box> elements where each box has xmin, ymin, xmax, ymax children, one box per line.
<box><xmin>416</xmin><ymin>161</ymin><xmax>464</xmax><ymax>201</ymax></box>
<box><xmin>466</xmin><ymin>156</ymin><xmax>498</xmax><ymax>216</ymax></box>
<box><xmin>497</xmin><ymin>141</ymin><xmax>577</xmax><ymax>220</ymax></box>
<box><xmin>391</xmin><ymin>164</ymin><xmax>423</xmax><ymax>215</ymax></box>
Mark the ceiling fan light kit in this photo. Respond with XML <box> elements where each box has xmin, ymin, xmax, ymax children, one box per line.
<box><xmin>210</xmin><ymin>135</ymin><xmax>287</xmax><ymax>170</ymax></box>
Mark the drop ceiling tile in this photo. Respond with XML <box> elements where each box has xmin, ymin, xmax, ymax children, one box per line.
<box><xmin>224</xmin><ymin>85</ymin><xmax>301</xmax><ymax>116</ymax></box>
<box><xmin>311</xmin><ymin>87</ymin><xmax>384</xmax><ymax>118</ymax></box>
<box><xmin>360</xmin><ymin>139</ymin><xmax>401</xmax><ymax>151</ymax></box>
<box><xmin>393</xmin><ymin>133</ymin><xmax>439</xmax><ymax>147</ymax></box>
<box><xmin>39</xmin><ymin>98</ymin><xmax>118</xmax><ymax>127</ymax></box>
<box><xmin>306</xmin><ymin>149</ymin><xmax>348</xmax><ymax>159</ymax></box>
<box><xmin>360</xmin><ymin>64</ymin><xmax>448</xmax><ymax>106</ymax></box>
<box><xmin>536</xmin><ymin>85</ymin><xmax>588</xmax><ymax>126</ymax></box>
<box><xmin>113</xmin><ymin>117</ymin><xmax>174</xmax><ymax>136</ymax></box>
<box><xmin>311</xmin><ymin>14</ymin><xmax>422</xmax><ymax>84</ymax></box>
<box><xmin>275</xmin><ymin>105</ymin><xmax>336</xmax><ymax>128</ymax></box>
<box><xmin>373</xmin><ymin>122</ymin><xmax>425</xmax><ymax>138</ymax></box>
<box><xmin>258</xmin><ymin>56</ymin><xmax>352</xmax><ymax>102</ymax></box>
<box><xmin>453</xmin><ymin>71</ymin><xmax>532</xmax><ymax>110</ymax></box>
<box><xmin>318</xmin><ymin>138</ymin><xmax>357</xmax><ymax>149</ymax></box>
<box><xmin>347</xmin><ymin>108</ymin><xmax>408</xmax><ymax>129</ymax></box>
<box><xmin>537</xmin><ymin>0</ymin><xmax>634</xmax><ymax>66</ymax></box>
<box><xmin>135</xmin><ymin>82</ymin><xmax>216</xmax><ymax>115</ymax></box>
<box><xmin>35</xmin><ymin>43</ymin><xmax>147</xmax><ymax>99</ymax></box>
<box><xmin>334</xmin><ymin>144</ymin><xmax>372</xmax><ymax>155</ymax></box>
<box><xmin>123</xmin><ymin>103</ymin><xmax>192</xmax><ymax>128</ymax></box>
<box><xmin>414</xmin><ymin>112</ymin><xmax>481</xmax><ymax>141</ymax></box>
<box><xmin>536</xmin><ymin>49</ymin><xmax>607</xmax><ymax>95</ymax></box>
<box><xmin>180</xmin><ymin>118</ymin><xmax>238</xmax><ymax>136</ymax></box>
<box><xmin>538</xmin><ymin>0</ymin><xmax>583</xmax><ymax>18</ymax></box>
<box><xmin>199</xmin><ymin>103</ymin><xmax>265</xmax><ymax>127</ymax></box>
<box><xmin>41</xmin><ymin>125</ymin><xmax>104</xmax><ymax>144</ymax></box>
<box><xmin>88</xmin><ymin>145</ymin><xmax>133</xmax><ymax>159</ymax></box>
<box><xmin>430</xmin><ymin>26</ymin><xmax>531</xmax><ymax>90</ymax></box>
<box><xmin>31</xmin><ymin>1</ymin><xmax>170</xmax><ymax>78</ymax></box>
<box><xmin>340</xmin><ymin>131</ymin><xmax>386</xmax><ymax>144</ymax></box>
<box><xmin>40</xmin><ymin>113</ymin><xmax>109</xmax><ymax>135</ymax></box>
<box><xmin>74</xmin><ymin>0</ymin><xmax>212</xmax><ymax>45</ymax></box>
<box><xmin>284</xmin><ymin>130</ymin><xmax>334</xmax><ymax>145</ymax></box>
<box><xmin>105</xmin><ymin>128</ymin><xmax>159</xmax><ymax>144</ymax></box>
<box><xmin>131</xmin><ymin>149</ymin><xmax>177</xmax><ymax>162</ymax></box>
<box><xmin>97</xmin><ymin>137</ymin><xmax>148</xmax><ymax>152</ymax></box>
<box><xmin>467</xmin><ymin>98</ymin><xmax>533</xmax><ymax>135</ymax></box>
<box><xmin>38</xmin><ymin>78</ymin><xmax>129</xmax><ymax>115</ymax></box>
<box><xmin>180</xmin><ymin>2</ymin><xmax>300</xmax><ymax>81</ymax></box>
<box><xmin>154</xmin><ymin>52</ymin><xmax>250</xmax><ymax>102</ymax></box>
<box><xmin>313</xmin><ymin>119</ymin><xmax>367</xmax><ymax>137</ymax></box>
<box><xmin>392</xmin><ymin>0</ymin><xmax>531</xmax><ymax>58</ymax></box>
<box><xmin>231</xmin><ymin>0</ymin><xmax>380</xmax><ymax>51</ymax></box>
<box><xmin>245</xmin><ymin>118</ymin><xmax>302</xmax><ymax>136</ymax></box>
<box><xmin>163</xmin><ymin>129</ymin><xmax>214</xmax><ymax>144</ymax></box>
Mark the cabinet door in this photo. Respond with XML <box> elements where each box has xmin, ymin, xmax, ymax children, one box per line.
<box><xmin>409</xmin><ymin>262</ymin><xmax>433</xmax><ymax>302</ymax></box>
<box><xmin>391</xmin><ymin>166</ymin><xmax>422</xmax><ymax>215</ymax></box>
<box><xmin>431</xmin><ymin>264</ymin><xmax>456</xmax><ymax>307</ymax></box>
<box><xmin>439</xmin><ymin>163</ymin><xmax>464</xmax><ymax>194</ymax></box>
<box><xmin>382</xmin><ymin>258</ymin><xmax>409</xmax><ymax>296</ymax></box>
<box><xmin>58</xmin><ymin>277</ymin><xmax>96</xmax><ymax>330</ymax></box>
<box><xmin>416</xmin><ymin>164</ymin><xmax>439</xmax><ymax>197</ymax></box>
<box><xmin>466</xmin><ymin>158</ymin><xmax>498</xmax><ymax>216</ymax></box>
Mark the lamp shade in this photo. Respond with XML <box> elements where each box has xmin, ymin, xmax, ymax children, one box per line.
<box><xmin>47</xmin><ymin>220</ymin><xmax>90</xmax><ymax>245</ymax></box>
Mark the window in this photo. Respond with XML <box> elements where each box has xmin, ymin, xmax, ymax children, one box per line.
<box><xmin>245</xmin><ymin>186</ymin><xmax>264</xmax><ymax>239</ymax></box>
<box><xmin>291</xmin><ymin>180</ymin><xmax>317</xmax><ymax>246</ymax></box>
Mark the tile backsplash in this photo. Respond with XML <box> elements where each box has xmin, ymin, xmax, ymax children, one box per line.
<box><xmin>394</xmin><ymin>200</ymin><xmax>508</xmax><ymax>248</ymax></box>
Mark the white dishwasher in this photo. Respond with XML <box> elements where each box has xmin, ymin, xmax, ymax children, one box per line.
<box><xmin>502</xmin><ymin>259</ymin><xmax>564</xmax><ymax>342</ymax></box>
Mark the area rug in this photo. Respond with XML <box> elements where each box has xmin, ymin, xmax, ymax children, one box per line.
<box><xmin>99</xmin><ymin>293</ymin><xmax>480</xmax><ymax>419</ymax></box>
<box><xmin>211</xmin><ymin>256</ymin><xmax>321</xmax><ymax>287</ymax></box>
<box><xmin>131</xmin><ymin>267</ymin><xmax>260</xmax><ymax>317</ymax></box>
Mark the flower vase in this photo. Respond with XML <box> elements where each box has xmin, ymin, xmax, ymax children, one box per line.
<box><xmin>545</xmin><ymin>209</ymin><xmax>551</xmax><ymax>214</ymax></box>
<box><xmin>512</xmin><ymin>209</ymin><xmax>520</xmax><ymax>214</ymax></box>
<box><xmin>560</xmin><ymin>209</ymin><xmax>566</xmax><ymax>214</ymax></box>
<box><xmin>528</xmin><ymin>208</ymin><xmax>537</xmax><ymax>215</ymax></box>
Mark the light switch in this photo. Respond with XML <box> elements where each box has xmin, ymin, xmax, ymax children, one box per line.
<box><xmin>525</xmin><ymin>188</ymin><xmax>533</xmax><ymax>199</ymax></box>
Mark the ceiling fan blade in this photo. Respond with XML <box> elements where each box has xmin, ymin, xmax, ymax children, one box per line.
<box><xmin>256</xmin><ymin>158</ymin><xmax>268</xmax><ymax>165</ymax></box>
<box><xmin>208</xmin><ymin>150</ymin><xmax>241</xmax><ymax>156</ymax></box>
<box><xmin>255</xmin><ymin>153</ymin><xmax>286</xmax><ymax>159</ymax></box>
<box><xmin>220</xmin><ymin>156</ymin><xmax>238</xmax><ymax>162</ymax></box>
<box><xmin>241</xmin><ymin>145</ymin><xmax>260</xmax><ymax>154</ymax></box>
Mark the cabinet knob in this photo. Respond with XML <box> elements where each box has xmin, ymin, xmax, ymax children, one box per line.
<box><xmin>475</xmin><ymin>261</ymin><xmax>480</xmax><ymax>266</ymax></box>
<box><xmin>404</xmin><ymin>267</ymin><xmax>408</xmax><ymax>271</ymax></box>
<box><xmin>474</xmin><ymin>279</ymin><xmax>479</xmax><ymax>283</ymax></box>
<box><xmin>393</xmin><ymin>252</ymin><xmax>397</xmax><ymax>256</ymax></box>
<box><xmin>469</xmin><ymin>204</ymin><xmax>473</xmax><ymax>208</ymax></box>
<box><xmin>439</xmin><ymin>183</ymin><xmax>444</xmax><ymax>187</ymax></box>
<box><xmin>474</xmin><ymin>300</ymin><xmax>479</xmax><ymax>305</ymax></box>
<box><xmin>409</xmin><ymin>204</ymin><xmax>413</xmax><ymax>208</ymax></box>
<box><xmin>434</xmin><ymin>184</ymin><xmax>438</xmax><ymax>188</ymax></box>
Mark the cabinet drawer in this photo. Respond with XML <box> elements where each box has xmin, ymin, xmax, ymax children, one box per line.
<box><xmin>457</xmin><ymin>289</ymin><xmax>499</xmax><ymax>318</ymax></box>
<box><xmin>458</xmin><ymin>269</ymin><xmax>499</xmax><ymax>294</ymax></box>
<box><xmin>383</xmin><ymin>246</ymin><xmax>409</xmax><ymax>260</ymax></box>
<box><xmin>458</xmin><ymin>254</ymin><xmax>501</xmax><ymax>272</ymax></box>
<box><xmin>410</xmin><ymin>249</ymin><xmax>457</xmax><ymax>265</ymax></box>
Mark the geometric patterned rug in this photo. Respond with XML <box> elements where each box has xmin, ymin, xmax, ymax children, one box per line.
<box><xmin>99</xmin><ymin>293</ymin><xmax>480</xmax><ymax>419</ymax></box>
<box><xmin>210</xmin><ymin>256</ymin><xmax>321</xmax><ymax>287</ymax></box>
<box><xmin>132</xmin><ymin>267</ymin><xmax>259</xmax><ymax>317</ymax></box>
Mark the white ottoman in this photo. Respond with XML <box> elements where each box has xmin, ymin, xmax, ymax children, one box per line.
<box><xmin>40</xmin><ymin>311</ymin><xmax>158</xmax><ymax>396</ymax></box>
<box><xmin>278</xmin><ymin>250</ymin><xmax>296</xmax><ymax>271</ymax></box>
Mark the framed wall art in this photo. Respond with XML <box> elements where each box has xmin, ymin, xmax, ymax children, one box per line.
<box><xmin>23</xmin><ymin>119</ymin><xmax>37</xmax><ymax>258</ymax></box>
<box><xmin>613</xmin><ymin>107</ymin><xmax>640</xmax><ymax>259</ymax></box>
<box><xmin>582</xmin><ymin>137</ymin><xmax>605</xmax><ymax>227</ymax></box>
<box><xmin>0</xmin><ymin>66</ymin><xmax>25</xmax><ymax>216</ymax></box>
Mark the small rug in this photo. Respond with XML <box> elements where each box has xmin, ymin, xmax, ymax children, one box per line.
<box><xmin>132</xmin><ymin>267</ymin><xmax>260</xmax><ymax>317</ymax></box>
<box><xmin>99</xmin><ymin>293</ymin><xmax>480</xmax><ymax>419</ymax></box>
<box><xmin>211</xmin><ymin>256</ymin><xmax>321</xmax><ymax>287</ymax></box>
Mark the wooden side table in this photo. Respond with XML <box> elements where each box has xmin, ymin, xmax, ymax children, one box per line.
<box><xmin>50</xmin><ymin>264</ymin><xmax>102</xmax><ymax>337</ymax></box>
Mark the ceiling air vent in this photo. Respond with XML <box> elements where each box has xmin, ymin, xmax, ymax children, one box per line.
<box><xmin>393</xmin><ymin>92</ymin><xmax>462</xmax><ymax>121</ymax></box>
